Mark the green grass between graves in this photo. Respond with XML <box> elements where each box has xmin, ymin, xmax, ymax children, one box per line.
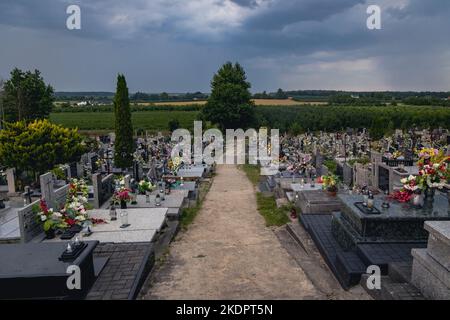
<box><xmin>240</xmin><ymin>164</ymin><xmax>290</xmax><ymax>227</ymax></box>
<box><xmin>179</xmin><ymin>177</ymin><xmax>214</xmax><ymax>230</ymax></box>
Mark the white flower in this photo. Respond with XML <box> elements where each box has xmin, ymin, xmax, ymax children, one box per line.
<box><xmin>52</xmin><ymin>212</ymin><xmax>62</xmax><ymax>219</ymax></box>
<box><xmin>75</xmin><ymin>215</ymin><xmax>86</xmax><ymax>221</ymax></box>
<box><xmin>40</xmin><ymin>215</ymin><xmax>47</xmax><ymax>221</ymax></box>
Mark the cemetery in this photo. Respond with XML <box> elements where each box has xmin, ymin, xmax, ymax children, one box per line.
<box><xmin>260</xmin><ymin>128</ymin><xmax>450</xmax><ymax>299</ymax></box>
<box><xmin>0</xmin><ymin>61</ymin><xmax>449</xmax><ymax>302</ymax></box>
<box><xmin>0</xmin><ymin>131</ymin><xmax>214</xmax><ymax>299</ymax></box>
<box><xmin>1</xmin><ymin>124</ymin><xmax>448</xmax><ymax>300</ymax></box>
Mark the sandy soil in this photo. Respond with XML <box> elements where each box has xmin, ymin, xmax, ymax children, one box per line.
<box><xmin>143</xmin><ymin>165</ymin><xmax>322</xmax><ymax>299</ymax></box>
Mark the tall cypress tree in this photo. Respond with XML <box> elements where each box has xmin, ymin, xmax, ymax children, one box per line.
<box><xmin>113</xmin><ymin>74</ymin><xmax>134</xmax><ymax>169</ymax></box>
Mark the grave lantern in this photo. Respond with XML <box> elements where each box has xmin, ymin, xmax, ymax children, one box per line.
<box><xmin>109</xmin><ymin>204</ymin><xmax>117</xmax><ymax>221</ymax></box>
<box><xmin>155</xmin><ymin>194</ymin><xmax>161</xmax><ymax>206</ymax></box>
<box><xmin>120</xmin><ymin>210</ymin><xmax>129</xmax><ymax>227</ymax></box>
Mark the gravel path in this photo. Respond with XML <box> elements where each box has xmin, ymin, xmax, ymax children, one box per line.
<box><xmin>143</xmin><ymin>165</ymin><xmax>322</xmax><ymax>299</ymax></box>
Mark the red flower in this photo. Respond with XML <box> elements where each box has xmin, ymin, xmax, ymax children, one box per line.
<box><xmin>65</xmin><ymin>218</ymin><xmax>76</xmax><ymax>226</ymax></box>
<box><xmin>39</xmin><ymin>199</ymin><xmax>49</xmax><ymax>213</ymax></box>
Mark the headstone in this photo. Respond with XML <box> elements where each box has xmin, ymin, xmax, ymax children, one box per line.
<box><xmin>18</xmin><ymin>199</ymin><xmax>43</xmax><ymax>243</ymax></box>
<box><xmin>6</xmin><ymin>168</ymin><xmax>17</xmax><ymax>196</ymax></box>
<box><xmin>40</xmin><ymin>172</ymin><xmax>53</xmax><ymax>205</ymax></box>
<box><xmin>342</xmin><ymin>163</ymin><xmax>353</xmax><ymax>186</ymax></box>
<box><xmin>92</xmin><ymin>173</ymin><xmax>114</xmax><ymax>209</ymax></box>
<box><xmin>69</xmin><ymin>162</ymin><xmax>78</xmax><ymax>179</ymax></box>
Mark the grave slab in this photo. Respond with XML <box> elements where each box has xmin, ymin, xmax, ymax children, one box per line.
<box><xmin>332</xmin><ymin>194</ymin><xmax>450</xmax><ymax>249</ymax></box>
<box><xmin>45</xmin><ymin>208</ymin><xmax>168</xmax><ymax>244</ymax></box>
<box><xmin>296</xmin><ymin>190</ymin><xmax>342</xmax><ymax>215</ymax></box>
<box><xmin>0</xmin><ymin>241</ymin><xmax>98</xmax><ymax>299</ymax></box>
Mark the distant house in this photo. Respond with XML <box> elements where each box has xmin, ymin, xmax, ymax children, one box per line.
<box><xmin>76</xmin><ymin>101</ymin><xmax>88</xmax><ymax>106</ymax></box>
<box><xmin>351</xmin><ymin>94</ymin><xmax>360</xmax><ymax>99</ymax></box>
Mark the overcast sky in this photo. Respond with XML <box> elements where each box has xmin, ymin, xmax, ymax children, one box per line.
<box><xmin>0</xmin><ymin>0</ymin><xmax>449</xmax><ymax>92</ymax></box>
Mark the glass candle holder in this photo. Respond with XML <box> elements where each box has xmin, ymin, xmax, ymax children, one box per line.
<box><xmin>120</xmin><ymin>210</ymin><xmax>128</xmax><ymax>226</ymax></box>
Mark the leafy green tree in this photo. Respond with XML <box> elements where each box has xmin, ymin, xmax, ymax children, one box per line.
<box><xmin>275</xmin><ymin>88</ymin><xmax>287</xmax><ymax>99</ymax></box>
<box><xmin>113</xmin><ymin>74</ymin><xmax>134</xmax><ymax>169</ymax></box>
<box><xmin>2</xmin><ymin>68</ymin><xmax>54</xmax><ymax>122</ymax></box>
<box><xmin>201</xmin><ymin>62</ymin><xmax>255</xmax><ymax>131</ymax></box>
<box><xmin>0</xmin><ymin>119</ymin><xmax>86</xmax><ymax>187</ymax></box>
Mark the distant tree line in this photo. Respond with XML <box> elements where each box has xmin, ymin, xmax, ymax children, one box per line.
<box><xmin>255</xmin><ymin>105</ymin><xmax>450</xmax><ymax>139</ymax></box>
<box><xmin>130</xmin><ymin>91</ymin><xmax>208</xmax><ymax>102</ymax></box>
<box><xmin>52</xmin><ymin>104</ymin><xmax>203</xmax><ymax>113</ymax></box>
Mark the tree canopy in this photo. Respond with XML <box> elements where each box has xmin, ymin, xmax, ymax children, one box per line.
<box><xmin>113</xmin><ymin>74</ymin><xmax>134</xmax><ymax>169</ymax></box>
<box><xmin>0</xmin><ymin>119</ymin><xmax>86</xmax><ymax>176</ymax></box>
<box><xmin>2</xmin><ymin>68</ymin><xmax>54</xmax><ymax>122</ymax></box>
<box><xmin>201</xmin><ymin>62</ymin><xmax>255</xmax><ymax>131</ymax></box>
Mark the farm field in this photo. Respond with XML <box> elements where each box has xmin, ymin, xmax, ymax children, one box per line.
<box><xmin>137</xmin><ymin>99</ymin><xmax>326</xmax><ymax>106</ymax></box>
<box><xmin>50</xmin><ymin>111</ymin><xmax>199</xmax><ymax>133</ymax></box>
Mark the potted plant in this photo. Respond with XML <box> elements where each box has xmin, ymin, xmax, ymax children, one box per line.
<box><xmin>321</xmin><ymin>174</ymin><xmax>338</xmax><ymax>196</ymax></box>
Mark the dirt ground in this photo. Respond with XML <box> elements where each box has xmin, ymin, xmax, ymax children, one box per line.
<box><xmin>142</xmin><ymin>165</ymin><xmax>368</xmax><ymax>300</ymax></box>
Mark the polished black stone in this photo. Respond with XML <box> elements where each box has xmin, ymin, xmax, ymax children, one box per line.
<box><xmin>0</xmin><ymin>241</ymin><xmax>98</xmax><ymax>299</ymax></box>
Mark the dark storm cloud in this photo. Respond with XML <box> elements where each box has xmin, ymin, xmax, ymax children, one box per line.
<box><xmin>0</xmin><ymin>0</ymin><xmax>449</xmax><ymax>91</ymax></box>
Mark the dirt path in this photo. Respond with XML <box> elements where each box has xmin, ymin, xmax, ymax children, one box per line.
<box><xmin>143</xmin><ymin>165</ymin><xmax>322</xmax><ymax>299</ymax></box>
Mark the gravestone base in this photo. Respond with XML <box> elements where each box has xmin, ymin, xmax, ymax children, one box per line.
<box><xmin>297</xmin><ymin>190</ymin><xmax>342</xmax><ymax>215</ymax></box>
<box><xmin>0</xmin><ymin>241</ymin><xmax>99</xmax><ymax>299</ymax></box>
<box><xmin>411</xmin><ymin>249</ymin><xmax>450</xmax><ymax>300</ymax></box>
<box><xmin>411</xmin><ymin>221</ymin><xmax>450</xmax><ymax>300</ymax></box>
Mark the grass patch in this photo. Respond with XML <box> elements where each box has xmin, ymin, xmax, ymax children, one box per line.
<box><xmin>239</xmin><ymin>164</ymin><xmax>261</xmax><ymax>186</ymax></box>
<box><xmin>239</xmin><ymin>164</ymin><xmax>290</xmax><ymax>227</ymax></box>
<box><xmin>179</xmin><ymin>178</ymin><xmax>213</xmax><ymax>230</ymax></box>
<box><xmin>256</xmin><ymin>193</ymin><xmax>291</xmax><ymax>227</ymax></box>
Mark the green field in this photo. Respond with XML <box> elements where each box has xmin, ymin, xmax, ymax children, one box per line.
<box><xmin>50</xmin><ymin>111</ymin><xmax>199</xmax><ymax>133</ymax></box>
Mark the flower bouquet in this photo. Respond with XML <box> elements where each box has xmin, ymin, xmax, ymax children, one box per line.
<box><xmin>416</xmin><ymin>148</ymin><xmax>450</xmax><ymax>199</ymax></box>
<box><xmin>138</xmin><ymin>180</ymin><xmax>155</xmax><ymax>194</ymax></box>
<box><xmin>168</xmin><ymin>156</ymin><xmax>182</xmax><ymax>175</ymax></box>
<box><xmin>321</xmin><ymin>174</ymin><xmax>338</xmax><ymax>196</ymax></box>
<box><xmin>35</xmin><ymin>178</ymin><xmax>106</xmax><ymax>238</ymax></box>
<box><xmin>112</xmin><ymin>187</ymin><xmax>132</xmax><ymax>208</ymax></box>
<box><xmin>34</xmin><ymin>199</ymin><xmax>67</xmax><ymax>239</ymax></box>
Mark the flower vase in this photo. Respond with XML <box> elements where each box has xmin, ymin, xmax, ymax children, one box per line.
<box><xmin>424</xmin><ymin>188</ymin><xmax>435</xmax><ymax>202</ymax></box>
<box><xmin>412</xmin><ymin>193</ymin><xmax>423</xmax><ymax>207</ymax></box>
<box><xmin>120</xmin><ymin>200</ymin><xmax>127</xmax><ymax>209</ymax></box>
<box><xmin>45</xmin><ymin>228</ymin><xmax>56</xmax><ymax>239</ymax></box>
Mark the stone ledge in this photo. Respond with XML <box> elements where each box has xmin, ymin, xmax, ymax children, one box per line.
<box><xmin>411</xmin><ymin>248</ymin><xmax>450</xmax><ymax>300</ymax></box>
<box><xmin>427</xmin><ymin>233</ymin><xmax>450</xmax><ymax>271</ymax></box>
<box><xmin>424</xmin><ymin>221</ymin><xmax>450</xmax><ymax>247</ymax></box>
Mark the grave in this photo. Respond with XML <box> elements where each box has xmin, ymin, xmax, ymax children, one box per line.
<box><xmin>92</xmin><ymin>173</ymin><xmax>114</xmax><ymax>209</ymax></box>
<box><xmin>293</xmin><ymin>189</ymin><xmax>342</xmax><ymax>215</ymax></box>
<box><xmin>45</xmin><ymin>208</ymin><xmax>168</xmax><ymax>244</ymax></box>
<box><xmin>411</xmin><ymin>221</ymin><xmax>450</xmax><ymax>299</ymax></box>
<box><xmin>127</xmin><ymin>194</ymin><xmax>186</xmax><ymax>220</ymax></box>
<box><xmin>300</xmin><ymin>192</ymin><xmax>450</xmax><ymax>291</ymax></box>
<box><xmin>331</xmin><ymin>193</ymin><xmax>450</xmax><ymax>251</ymax></box>
<box><xmin>0</xmin><ymin>241</ymin><xmax>99</xmax><ymax>299</ymax></box>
